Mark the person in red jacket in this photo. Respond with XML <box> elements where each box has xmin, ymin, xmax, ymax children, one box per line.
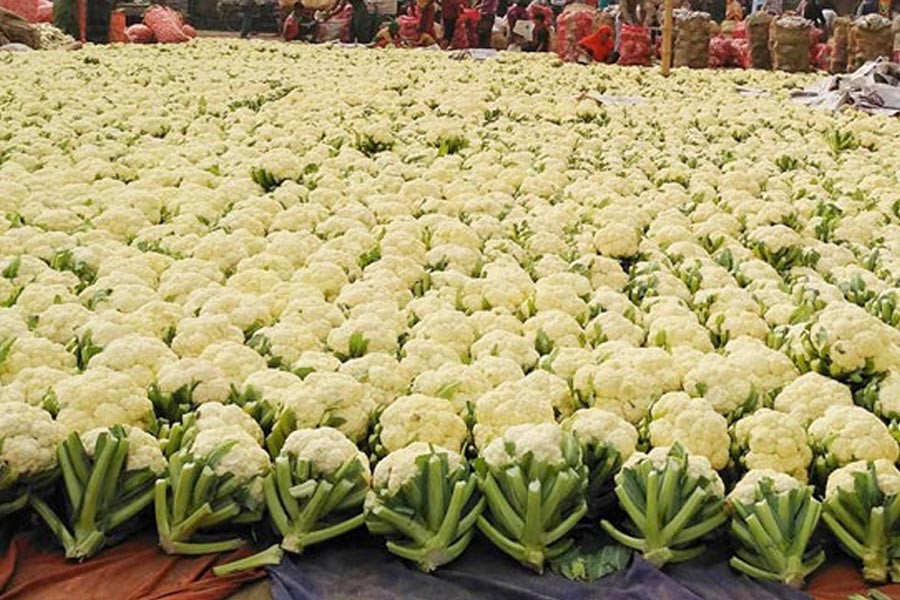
<box><xmin>577</xmin><ymin>24</ymin><xmax>615</xmax><ymax>62</ymax></box>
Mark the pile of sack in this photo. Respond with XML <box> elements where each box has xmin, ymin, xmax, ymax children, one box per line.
<box><xmin>125</xmin><ymin>5</ymin><xmax>197</xmax><ymax>43</ymax></box>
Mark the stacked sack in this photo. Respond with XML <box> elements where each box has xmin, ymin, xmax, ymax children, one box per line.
<box><xmin>770</xmin><ymin>15</ymin><xmax>811</xmax><ymax>72</ymax></box>
<box><xmin>745</xmin><ymin>11</ymin><xmax>772</xmax><ymax>69</ymax></box>
<box><xmin>673</xmin><ymin>9</ymin><xmax>710</xmax><ymax>68</ymax></box>
<box><xmin>809</xmin><ymin>26</ymin><xmax>828</xmax><ymax>70</ymax></box>
<box><xmin>828</xmin><ymin>16</ymin><xmax>850</xmax><ymax>73</ymax></box>
<box><xmin>849</xmin><ymin>14</ymin><xmax>892</xmax><ymax>71</ymax></box>
<box><xmin>557</xmin><ymin>4</ymin><xmax>598</xmax><ymax>62</ymax></box>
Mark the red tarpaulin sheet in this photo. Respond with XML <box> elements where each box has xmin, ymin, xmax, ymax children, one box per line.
<box><xmin>0</xmin><ymin>532</ymin><xmax>264</xmax><ymax>600</ymax></box>
<box><xmin>807</xmin><ymin>558</ymin><xmax>900</xmax><ymax>600</ymax></box>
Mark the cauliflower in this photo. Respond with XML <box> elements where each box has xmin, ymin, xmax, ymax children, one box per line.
<box><xmin>376</xmin><ymin>394</ymin><xmax>468</xmax><ymax>455</ymax></box>
<box><xmin>808</xmin><ymin>304</ymin><xmax>900</xmax><ymax>379</ymax></box>
<box><xmin>521</xmin><ymin>369</ymin><xmax>575</xmax><ymax>417</ymax></box>
<box><xmin>732</xmin><ymin>409</ymin><xmax>812</xmax><ymax>482</ymax></box>
<box><xmin>278</xmin><ymin>372</ymin><xmax>374</xmax><ymax>445</ymax></box>
<box><xmin>825</xmin><ymin>459</ymin><xmax>900</xmax><ymax>501</ymax></box>
<box><xmin>481</xmin><ymin>423</ymin><xmax>571</xmax><ymax>468</ymax></box>
<box><xmin>647</xmin><ymin>392</ymin><xmax>730</xmax><ymax>470</ymax></box>
<box><xmin>339</xmin><ymin>353</ymin><xmax>411</xmax><ymax>407</ymax></box>
<box><xmin>0</xmin><ymin>403</ymin><xmax>64</xmax><ymax>480</ymax></box>
<box><xmin>726</xmin><ymin>469</ymin><xmax>803</xmax><ymax>507</ymax></box>
<box><xmin>622</xmin><ymin>446</ymin><xmax>725</xmax><ymax>496</ymax></box>
<box><xmin>470</xmin><ymin>330</ymin><xmax>539</xmax><ymax>371</ymax></box>
<box><xmin>281</xmin><ymin>427</ymin><xmax>370</xmax><ymax>480</ymax></box>
<box><xmin>81</xmin><ymin>425</ymin><xmax>166</xmax><ymax>474</ymax></box>
<box><xmin>808</xmin><ymin>406</ymin><xmax>899</xmax><ymax>475</ymax></box>
<box><xmin>371</xmin><ymin>442</ymin><xmax>462</xmax><ymax>495</ymax></box>
<box><xmin>192</xmin><ymin>401</ymin><xmax>264</xmax><ymax>445</ymax></box>
<box><xmin>561</xmin><ymin>408</ymin><xmax>638</xmax><ymax>462</ymax></box>
<box><xmin>473</xmin><ymin>381</ymin><xmax>555</xmax><ymax>450</ymax></box>
<box><xmin>53</xmin><ymin>367</ymin><xmax>154</xmax><ymax>432</ymax></box>
<box><xmin>88</xmin><ymin>334</ymin><xmax>177</xmax><ymax>388</ymax></box>
<box><xmin>723</xmin><ymin>337</ymin><xmax>799</xmax><ymax>396</ymax></box>
<box><xmin>771</xmin><ymin>372</ymin><xmax>853</xmax><ymax>427</ymax></box>
<box><xmin>190</xmin><ymin>428</ymin><xmax>270</xmax><ymax>495</ymax></box>
<box><xmin>682</xmin><ymin>353</ymin><xmax>757</xmax><ymax>417</ymax></box>
<box><xmin>154</xmin><ymin>358</ymin><xmax>231</xmax><ymax>406</ymax></box>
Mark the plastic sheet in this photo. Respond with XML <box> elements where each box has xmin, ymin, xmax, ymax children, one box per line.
<box><xmin>268</xmin><ymin>532</ymin><xmax>810</xmax><ymax>600</ymax></box>
<box><xmin>0</xmin><ymin>532</ymin><xmax>263</xmax><ymax>600</ymax></box>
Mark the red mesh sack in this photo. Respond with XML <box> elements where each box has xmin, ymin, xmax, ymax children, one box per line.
<box><xmin>617</xmin><ymin>23</ymin><xmax>651</xmax><ymax>65</ymax></box>
<box><xmin>143</xmin><ymin>5</ymin><xmax>190</xmax><ymax>43</ymax></box>
<box><xmin>730</xmin><ymin>20</ymin><xmax>746</xmax><ymax>39</ymax></box>
<box><xmin>183</xmin><ymin>23</ymin><xmax>197</xmax><ymax>37</ymax></box>
<box><xmin>0</xmin><ymin>0</ymin><xmax>38</xmax><ymax>22</ymax></box>
<box><xmin>528</xmin><ymin>3</ymin><xmax>553</xmax><ymax>25</ymax></box>
<box><xmin>125</xmin><ymin>23</ymin><xmax>156</xmax><ymax>43</ymax></box>
<box><xmin>708</xmin><ymin>35</ymin><xmax>733</xmax><ymax>67</ymax></box>
<box><xmin>36</xmin><ymin>0</ymin><xmax>51</xmax><ymax>21</ymax></box>
<box><xmin>732</xmin><ymin>38</ymin><xmax>750</xmax><ymax>67</ymax></box>
<box><xmin>556</xmin><ymin>7</ymin><xmax>596</xmax><ymax>61</ymax></box>
<box><xmin>811</xmin><ymin>42</ymin><xmax>829</xmax><ymax>70</ymax></box>
<box><xmin>809</xmin><ymin>26</ymin><xmax>822</xmax><ymax>44</ymax></box>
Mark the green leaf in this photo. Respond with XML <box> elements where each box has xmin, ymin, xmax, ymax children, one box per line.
<box><xmin>550</xmin><ymin>544</ymin><xmax>631</xmax><ymax>582</ymax></box>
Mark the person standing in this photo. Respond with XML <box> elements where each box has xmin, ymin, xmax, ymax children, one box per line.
<box><xmin>417</xmin><ymin>0</ymin><xmax>436</xmax><ymax>39</ymax></box>
<box><xmin>802</xmin><ymin>0</ymin><xmax>825</xmax><ymax>28</ymax></box>
<box><xmin>476</xmin><ymin>0</ymin><xmax>496</xmax><ymax>47</ymax></box>
<box><xmin>240</xmin><ymin>0</ymin><xmax>255</xmax><ymax>38</ymax></box>
<box><xmin>441</xmin><ymin>0</ymin><xmax>461</xmax><ymax>45</ymax></box>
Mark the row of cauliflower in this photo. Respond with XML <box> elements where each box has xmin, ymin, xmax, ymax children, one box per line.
<box><xmin>1</xmin><ymin>43</ymin><xmax>900</xmax><ymax>584</ymax></box>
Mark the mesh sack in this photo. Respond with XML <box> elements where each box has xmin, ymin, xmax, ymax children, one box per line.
<box><xmin>0</xmin><ymin>0</ymin><xmax>37</xmax><ymax>22</ymax></box>
<box><xmin>745</xmin><ymin>11</ymin><xmax>772</xmax><ymax>69</ymax></box>
<box><xmin>617</xmin><ymin>23</ymin><xmax>651</xmax><ymax>65</ymax></box>
<box><xmin>557</xmin><ymin>5</ymin><xmax>597</xmax><ymax>61</ymax></box>
<box><xmin>673</xmin><ymin>9</ymin><xmax>710</xmax><ymax>68</ymax></box>
<box><xmin>849</xmin><ymin>14</ymin><xmax>892</xmax><ymax>71</ymax></box>
<box><xmin>828</xmin><ymin>16</ymin><xmax>850</xmax><ymax>73</ymax></box>
<box><xmin>708</xmin><ymin>35</ymin><xmax>734</xmax><ymax>67</ymax></box>
<box><xmin>36</xmin><ymin>0</ymin><xmax>50</xmax><ymax>22</ymax></box>
<box><xmin>125</xmin><ymin>22</ymin><xmax>155</xmax><ymax>42</ymax></box>
<box><xmin>183</xmin><ymin>23</ymin><xmax>197</xmax><ymax>37</ymax></box>
<box><xmin>143</xmin><ymin>5</ymin><xmax>189</xmax><ymax>43</ymax></box>
<box><xmin>771</xmin><ymin>15</ymin><xmax>811</xmax><ymax>72</ymax></box>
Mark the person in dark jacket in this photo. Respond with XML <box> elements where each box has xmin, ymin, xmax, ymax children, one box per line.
<box><xmin>802</xmin><ymin>0</ymin><xmax>825</xmax><ymax>28</ymax></box>
<box><xmin>240</xmin><ymin>0</ymin><xmax>254</xmax><ymax>37</ymax></box>
<box><xmin>523</xmin><ymin>11</ymin><xmax>548</xmax><ymax>51</ymax></box>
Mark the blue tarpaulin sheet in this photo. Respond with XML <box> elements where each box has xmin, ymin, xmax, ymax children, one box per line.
<box><xmin>268</xmin><ymin>531</ymin><xmax>812</xmax><ymax>600</ymax></box>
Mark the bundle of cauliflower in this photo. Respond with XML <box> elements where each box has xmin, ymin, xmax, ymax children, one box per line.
<box><xmin>3</xmin><ymin>41</ymin><xmax>900</xmax><ymax>586</ymax></box>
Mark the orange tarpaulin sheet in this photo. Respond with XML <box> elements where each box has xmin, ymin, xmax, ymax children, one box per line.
<box><xmin>0</xmin><ymin>532</ymin><xmax>264</xmax><ymax>600</ymax></box>
<box><xmin>808</xmin><ymin>558</ymin><xmax>900</xmax><ymax>600</ymax></box>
